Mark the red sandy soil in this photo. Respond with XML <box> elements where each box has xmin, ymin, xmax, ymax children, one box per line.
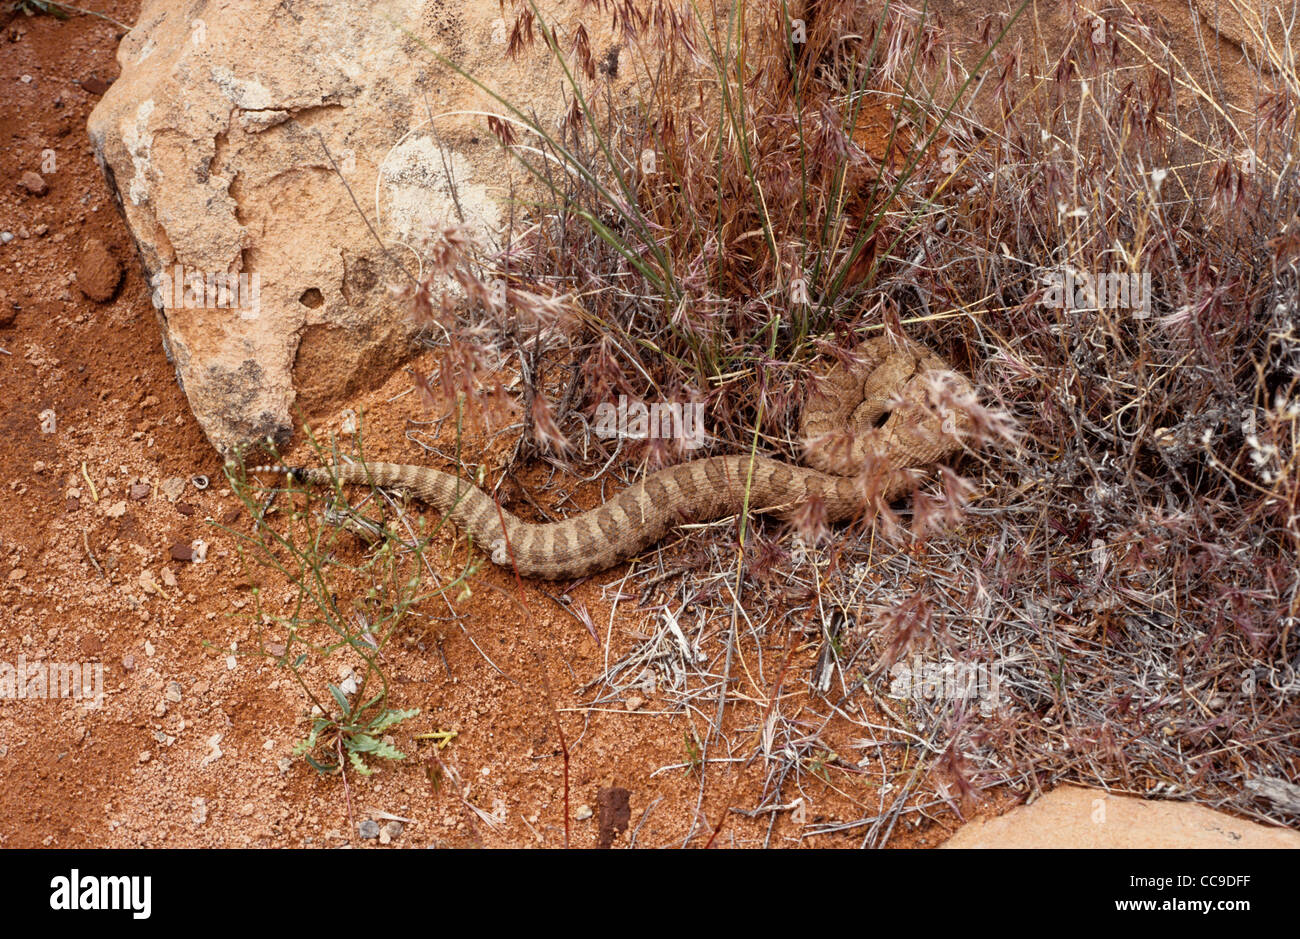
<box><xmin>0</xmin><ymin>2</ymin><xmax>1024</xmax><ymax>848</ymax></box>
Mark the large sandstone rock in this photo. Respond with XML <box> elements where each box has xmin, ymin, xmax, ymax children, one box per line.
<box><xmin>88</xmin><ymin>0</ymin><xmax>609</xmax><ymax>454</ymax></box>
<box><xmin>942</xmin><ymin>785</ymin><xmax>1300</xmax><ymax>848</ymax></box>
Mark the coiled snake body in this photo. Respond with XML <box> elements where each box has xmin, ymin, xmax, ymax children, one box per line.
<box><xmin>255</xmin><ymin>335</ymin><xmax>972</xmax><ymax>579</ymax></box>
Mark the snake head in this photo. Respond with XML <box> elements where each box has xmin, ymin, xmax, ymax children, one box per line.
<box><xmin>874</xmin><ymin>367</ymin><xmax>980</xmax><ymax>467</ymax></box>
<box><xmin>803</xmin><ymin>336</ymin><xmax>982</xmax><ymax>476</ymax></box>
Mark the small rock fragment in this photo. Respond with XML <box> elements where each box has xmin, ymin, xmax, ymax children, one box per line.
<box><xmin>18</xmin><ymin>171</ymin><xmax>47</xmax><ymax>196</ymax></box>
<box><xmin>76</xmin><ymin>238</ymin><xmax>122</xmax><ymax>302</ymax></box>
<box><xmin>200</xmin><ymin>733</ymin><xmax>223</xmax><ymax>767</ymax></box>
<box><xmin>129</xmin><ymin>483</ymin><xmax>151</xmax><ymax>500</ymax></box>
<box><xmin>170</xmin><ymin>541</ymin><xmax>193</xmax><ymax>562</ymax></box>
<box><xmin>358</xmin><ymin>819</ymin><xmax>380</xmax><ymax>839</ymax></box>
<box><xmin>596</xmin><ymin>787</ymin><xmax>632</xmax><ymax>848</ymax></box>
<box><xmin>160</xmin><ymin>477</ymin><xmax>187</xmax><ymax>502</ymax></box>
<box><xmin>138</xmin><ymin>569</ymin><xmax>161</xmax><ymax>595</ymax></box>
<box><xmin>165</xmin><ymin>681</ymin><xmax>183</xmax><ymax>703</ymax></box>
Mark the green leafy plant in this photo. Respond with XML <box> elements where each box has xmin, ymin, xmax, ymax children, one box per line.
<box><xmin>294</xmin><ymin>686</ymin><xmax>420</xmax><ymax>776</ymax></box>
<box><xmin>219</xmin><ymin>417</ymin><xmax>473</xmax><ymax>778</ymax></box>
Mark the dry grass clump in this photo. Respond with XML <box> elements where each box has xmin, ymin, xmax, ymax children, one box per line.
<box><xmin>395</xmin><ymin>0</ymin><xmax>1299</xmax><ymax>840</ymax></box>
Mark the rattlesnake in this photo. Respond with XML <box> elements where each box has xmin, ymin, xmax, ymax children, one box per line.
<box><xmin>252</xmin><ymin>334</ymin><xmax>973</xmax><ymax>579</ymax></box>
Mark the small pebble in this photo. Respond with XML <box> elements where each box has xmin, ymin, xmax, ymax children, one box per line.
<box><xmin>76</xmin><ymin>237</ymin><xmax>122</xmax><ymax>302</ymax></box>
<box><xmin>575</xmin><ymin>804</ymin><xmax>593</xmax><ymax>821</ymax></box>
<box><xmin>357</xmin><ymin>820</ymin><xmax>380</xmax><ymax>839</ymax></box>
<box><xmin>18</xmin><ymin>171</ymin><xmax>47</xmax><ymax>196</ymax></box>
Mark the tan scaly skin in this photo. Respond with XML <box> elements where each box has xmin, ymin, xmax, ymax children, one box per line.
<box><xmin>252</xmin><ymin>335</ymin><xmax>974</xmax><ymax>580</ymax></box>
